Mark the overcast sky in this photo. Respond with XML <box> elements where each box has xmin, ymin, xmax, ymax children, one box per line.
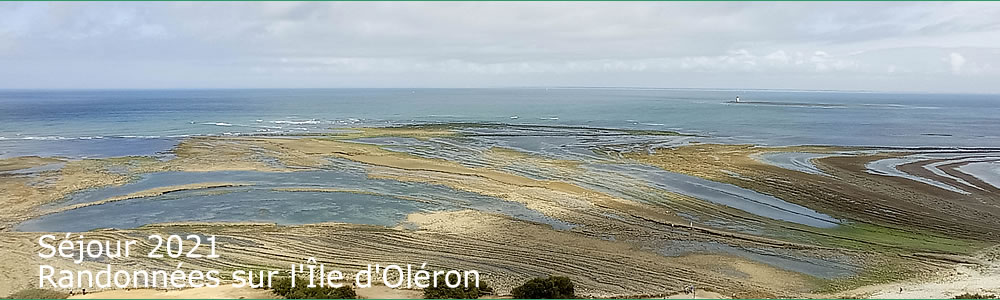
<box><xmin>2</xmin><ymin>2</ymin><xmax>999</xmax><ymax>93</ymax></box>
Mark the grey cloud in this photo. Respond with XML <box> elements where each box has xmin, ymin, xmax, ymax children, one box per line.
<box><xmin>1</xmin><ymin>2</ymin><xmax>999</xmax><ymax>93</ymax></box>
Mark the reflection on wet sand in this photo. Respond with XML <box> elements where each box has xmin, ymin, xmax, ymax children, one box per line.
<box><xmin>1</xmin><ymin>124</ymin><xmax>998</xmax><ymax>298</ymax></box>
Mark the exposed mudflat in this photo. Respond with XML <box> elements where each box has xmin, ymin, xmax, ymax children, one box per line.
<box><xmin>1</xmin><ymin>124</ymin><xmax>997</xmax><ymax>298</ymax></box>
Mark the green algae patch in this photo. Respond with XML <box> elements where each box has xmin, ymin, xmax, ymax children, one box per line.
<box><xmin>814</xmin><ymin>222</ymin><xmax>984</xmax><ymax>255</ymax></box>
<box><xmin>812</xmin><ymin>257</ymin><xmax>921</xmax><ymax>294</ymax></box>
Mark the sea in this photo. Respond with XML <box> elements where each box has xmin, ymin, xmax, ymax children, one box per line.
<box><xmin>2</xmin><ymin>88</ymin><xmax>998</xmax><ymax>159</ymax></box>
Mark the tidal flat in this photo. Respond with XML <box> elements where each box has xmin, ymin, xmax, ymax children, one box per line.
<box><xmin>1</xmin><ymin>123</ymin><xmax>999</xmax><ymax>298</ymax></box>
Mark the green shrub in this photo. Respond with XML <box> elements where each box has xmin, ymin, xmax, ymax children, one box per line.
<box><xmin>286</xmin><ymin>286</ymin><xmax>357</xmax><ymax>299</ymax></box>
<box><xmin>265</xmin><ymin>276</ymin><xmax>356</xmax><ymax>299</ymax></box>
<box><xmin>422</xmin><ymin>274</ymin><xmax>492</xmax><ymax>299</ymax></box>
<box><xmin>954</xmin><ymin>293</ymin><xmax>997</xmax><ymax>299</ymax></box>
<box><xmin>510</xmin><ymin>276</ymin><xmax>575</xmax><ymax>299</ymax></box>
<box><xmin>270</xmin><ymin>276</ymin><xmax>295</xmax><ymax>297</ymax></box>
<box><xmin>6</xmin><ymin>289</ymin><xmax>69</xmax><ymax>299</ymax></box>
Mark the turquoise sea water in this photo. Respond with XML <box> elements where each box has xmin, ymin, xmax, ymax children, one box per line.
<box><xmin>2</xmin><ymin>88</ymin><xmax>998</xmax><ymax>158</ymax></box>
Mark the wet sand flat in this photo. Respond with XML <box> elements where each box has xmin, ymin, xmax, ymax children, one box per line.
<box><xmin>2</xmin><ymin>125</ymin><xmax>999</xmax><ymax>298</ymax></box>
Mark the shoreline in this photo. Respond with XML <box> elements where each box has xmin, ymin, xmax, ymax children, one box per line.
<box><xmin>1</xmin><ymin>124</ymin><xmax>998</xmax><ymax>298</ymax></box>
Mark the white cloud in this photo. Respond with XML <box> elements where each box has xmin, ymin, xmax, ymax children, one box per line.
<box><xmin>950</xmin><ymin>52</ymin><xmax>967</xmax><ymax>74</ymax></box>
<box><xmin>764</xmin><ymin>50</ymin><xmax>790</xmax><ymax>65</ymax></box>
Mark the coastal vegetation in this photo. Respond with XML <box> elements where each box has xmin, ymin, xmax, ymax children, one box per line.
<box><xmin>3</xmin><ymin>289</ymin><xmax>68</xmax><ymax>299</ymax></box>
<box><xmin>422</xmin><ymin>275</ymin><xmax>493</xmax><ymax>299</ymax></box>
<box><xmin>954</xmin><ymin>293</ymin><xmax>998</xmax><ymax>299</ymax></box>
<box><xmin>266</xmin><ymin>277</ymin><xmax>357</xmax><ymax>299</ymax></box>
<box><xmin>511</xmin><ymin>276</ymin><xmax>576</xmax><ymax>299</ymax></box>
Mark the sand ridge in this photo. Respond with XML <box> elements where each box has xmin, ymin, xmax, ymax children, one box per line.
<box><xmin>0</xmin><ymin>210</ymin><xmax>816</xmax><ymax>298</ymax></box>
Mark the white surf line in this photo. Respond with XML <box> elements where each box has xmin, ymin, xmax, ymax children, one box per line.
<box><xmin>923</xmin><ymin>156</ymin><xmax>1000</xmax><ymax>192</ymax></box>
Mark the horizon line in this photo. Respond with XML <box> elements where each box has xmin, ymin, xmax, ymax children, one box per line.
<box><xmin>0</xmin><ymin>86</ymin><xmax>997</xmax><ymax>96</ymax></box>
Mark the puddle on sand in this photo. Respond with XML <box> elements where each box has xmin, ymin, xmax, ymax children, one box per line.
<box><xmin>754</xmin><ymin>152</ymin><xmax>839</xmax><ymax>176</ymax></box>
<box><xmin>350</xmin><ymin>132</ymin><xmax>840</xmax><ymax>230</ymax></box>
<box><xmin>958</xmin><ymin>161</ymin><xmax>1000</xmax><ymax>189</ymax></box>
<box><xmin>864</xmin><ymin>152</ymin><xmax>1000</xmax><ymax>195</ymax></box>
<box><xmin>587</xmin><ymin>163</ymin><xmax>841</xmax><ymax>228</ymax></box>
<box><xmin>18</xmin><ymin>189</ymin><xmax>424</xmax><ymax>232</ymax></box>
<box><xmin>20</xmin><ymin>164</ymin><xmax>574</xmax><ymax>232</ymax></box>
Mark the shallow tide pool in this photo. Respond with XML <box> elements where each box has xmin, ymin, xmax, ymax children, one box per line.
<box><xmin>19</xmin><ymin>166</ymin><xmax>573</xmax><ymax>232</ymax></box>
